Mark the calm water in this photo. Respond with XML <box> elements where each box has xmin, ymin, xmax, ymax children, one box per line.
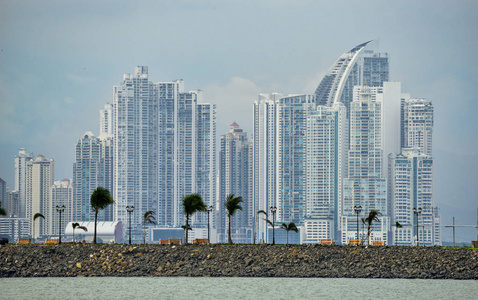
<box><xmin>1</xmin><ymin>277</ymin><xmax>477</xmax><ymax>299</ymax></box>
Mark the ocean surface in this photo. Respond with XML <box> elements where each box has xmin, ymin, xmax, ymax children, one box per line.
<box><xmin>1</xmin><ymin>277</ymin><xmax>477</xmax><ymax>299</ymax></box>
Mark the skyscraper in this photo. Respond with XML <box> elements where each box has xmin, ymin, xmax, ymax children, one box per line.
<box><xmin>389</xmin><ymin>148</ymin><xmax>440</xmax><ymax>246</ymax></box>
<box><xmin>305</xmin><ymin>103</ymin><xmax>347</xmax><ymax>242</ymax></box>
<box><xmin>402</xmin><ymin>99</ymin><xmax>433</xmax><ymax>156</ymax></box>
<box><xmin>277</xmin><ymin>94</ymin><xmax>316</xmax><ymax>226</ymax></box>
<box><xmin>50</xmin><ymin>179</ymin><xmax>73</xmax><ymax>236</ymax></box>
<box><xmin>14</xmin><ymin>148</ymin><xmax>33</xmax><ymax>218</ymax></box>
<box><xmin>314</xmin><ymin>41</ymin><xmax>388</xmax><ymax>117</ymax></box>
<box><xmin>341</xmin><ymin>86</ymin><xmax>389</xmax><ymax>244</ymax></box>
<box><xmin>253</xmin><ymin>93</ymin><xmax>281</xmax><ymax>243</ymax></box>
<box><xmin>113</xmin><ymin>67</ymin><xmax>158</xmax><ymax>234</ymax></box>
<box><xmin>0</xmin><ymin>178</ymin><xmax>6</xmax><ymax>211</ymax></box>
<box><xmin>100</xmin><ymin>102</ymin><xmax>113</xmax><ymax>137</ymax></box>
<box><xmin>73</xmin><ymin>131</ymin><xmax>113</xmax><ymax>222</ymax></box>
<box><xmin>26</xmin><ymin>155</ymin><xmax>54</xmax><ymax>238</ymax></box>
<box><xmin>219</xmin><ymin>122</ymin><xmax>253</xmax><ymax>243</ymax></box>
<box><xmin>113</xmin><ymin>67</ymin><xmax>216</xmax><ymax>241</ymax></box>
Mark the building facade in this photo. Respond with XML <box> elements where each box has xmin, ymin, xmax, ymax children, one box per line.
<box><xmin>50</xmin><ymin>179</ymin><xmax>74</xmax><ymax>237</ymax></box>
<box><xmin>402</xmin><ymin>99</ymin><xmax>433</xmax><ymax>156</ymax></box>
<box><xmin>73</xmin><ymin>132</ymin><xmax>114</xmax><ymax>222</ymax></box>
<box><xmin>305</xmin><ymin>103</ymin><xmax>347</xmax><ymax>243</ymax></box>
<box><xmin>14</xmin><ymin>148</ymin><xmax>33</xmax><ymax>218</ymax></box>
<box><xmin>341</xmin><ymin>87</ymin><xmax>389</xmax><ymax>244</ymax></box>
<box><xmin>25</xmin><ymin>155</ymin><xmax>54</xmax><ymax>238</ymax></box>
<box><xmin>219</xmin><ymin>122</ymin><xmax>253</xmax><ymax>243</ymax></box>
<box><xmin>389</xmin><ymin>148</ymin><xmax>440</xmax><ymax>246</ymax></box>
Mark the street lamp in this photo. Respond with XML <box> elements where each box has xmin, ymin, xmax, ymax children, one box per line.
<box><xmin>270</xmin><ymin>206</ymin><xmax>277</xmax><ymax>245</ymax></box>
<box><xmin>354</xmin><ymin>205</ymin><xmax>362</xmax><ymax>243</ymax></box>
<box><xmin>56</xmin><ymin>205</ymin><xmax>66</xmax><ymax>245</ymax></box>
<box><xmin>126</xmin><ymin>206</ymin><xmax>135</xmax><ymax>245</ymax></box>
<box><xmin>207</xmin><ymin>205</ymin><xmax>213</xmax><ymax>243</ymax></box>
<box><xmin>413</xmin><ymin>207</ymin><xmax>422</xmax><ymax>246</ymax></box>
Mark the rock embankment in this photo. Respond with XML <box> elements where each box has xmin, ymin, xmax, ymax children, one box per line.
<box><xmin>1</xmin><ymin>244</ymin><xmax>477</xmax><ymax>279</ymax></box>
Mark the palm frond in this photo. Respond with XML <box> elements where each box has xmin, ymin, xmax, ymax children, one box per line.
<box><xmin>77</xmin><ymin>226</ymin><xmax>88</xmax><ymax>232</ymax></box>
<box><xmin>90</xmin><ymin>187</ymin><xmax>114</xmax><ymax>210</ymax></box>
<box><xmin>395</xmin><ymin>221</ymin><xmax>403</xmax><ymax>228</ymax></box>
<box><xmin>225</xmin><ymin>194</ymin><xmax>243</xmax><ymax>217</ymax></box>
<box><xmin>257</xmin><ymin>210</ymin><xmax>268</xmax><ymax>217</ymax></box>
<box><xmin>0</xmin><ymin>207</ymin><xmax>6</xmax><ymax>216</ymax></box>
<box><xmin>72</xmin><ymin>222</ymin><xmax>80</xmax><ymax>229</ymax></box>
<box><xmin>264</xmin><ymin>219</ymin><xmax>273</xmax><ymax>226</ymax></box>
<box><xmin>33</xmin><ymin>213</ymin><xmax>45</xmax><ymax>220</ymax></box>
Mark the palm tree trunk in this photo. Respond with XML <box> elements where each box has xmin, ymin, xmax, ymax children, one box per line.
<box><xmin>143</xmin><ymin>221</ymin><xmax>145</xmax><ymax>244</ymax></box>
<box><xmin>228</xmin><ymin>215</ymin><xmax>232</xmax><ymax>245</ymax></box>
<box><xmin>32</xmin><ymin>219</ymin><xmax>35</xmax><ymax>244</ymax></box>
<box><xmin>367</xmin><ymin>226</ymin><xmax>371</xmax><ymax>246</ymax></box>
<box><xmin>286</xmin><ymin>231</ymin><xmax>289</xmax><ymax>245</ymax></box>
<box><xmin>185</xmin><ymin>215</ymin><xmax>189</xmax><ymax>245</ymax></box>
<box><xmin>73</xmin><ymin>229</ymin><xmax>75</xmax><ymax>243</ymax></box>
<box><xmin>93</xmin><ymin>209</ymin><xmax>98</xmax><ymax>244</ymax></box>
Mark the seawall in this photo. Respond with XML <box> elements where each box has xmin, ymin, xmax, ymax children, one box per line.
<box><xmin>1</xmin><ymin>244</ymin><xmax>477</xmax><ymax>279</ymax></box>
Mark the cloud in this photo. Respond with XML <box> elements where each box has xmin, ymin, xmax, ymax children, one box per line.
<box><xmin>205</xmin><ymin>77</ymin><xmax>263</xmax><ymax>134</ymax></box>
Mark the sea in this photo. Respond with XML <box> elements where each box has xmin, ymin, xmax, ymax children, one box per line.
<box><xmin>0</xmin><ymin>277</ymin><xmax>477</xmax><ymax>299</ymax></box>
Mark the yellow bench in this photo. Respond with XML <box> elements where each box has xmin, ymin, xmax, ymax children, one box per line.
<box><xmin>17</xmin><ymin>238</ymin><xmax>31</xmax><ymax>244</ymax></box>
<box><xmin>472</xmin><ymin>241</ymin><xmax>478</xmax><ymax>248</ymax></box>
<box><xmin>348</xmin><ymin>238</ymin><xmax>361</xmax><ymax>245</ymax></box>
<box><xmin>45</xmin><ymin>238</ymin><xmax>58</xmax><ymax>245</ymax></box>
<box><xmin>372</xmin><ymin>241</ymin><xmax>385</xmax><ymax>246</ymax></box>
<box><xmin>159</xmin><ymin>239</ymin><xmax>169</xmax><ymax>245</ymax></box>
<box><xmin>319</xmin><ymin>239</ymin><xmax>334</xmax><ymax>245</ymax></box>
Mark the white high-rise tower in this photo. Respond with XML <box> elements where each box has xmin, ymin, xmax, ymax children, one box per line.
<box><xmin>14</xmin><ymin>148</ymin><xmax>33</xmax><ymax>218</ymax></box>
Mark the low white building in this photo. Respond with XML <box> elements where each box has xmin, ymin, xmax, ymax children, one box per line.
<box><xmin>65</xmin><ymin>221</ymin><xmax>123</xmax><ymax>243</ymax></box>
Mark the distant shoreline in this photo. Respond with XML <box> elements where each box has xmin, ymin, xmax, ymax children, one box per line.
<box><xmin>1</xmin><ymin>244</ymin><xmax>477</xmax><ymax>279</ymax></box>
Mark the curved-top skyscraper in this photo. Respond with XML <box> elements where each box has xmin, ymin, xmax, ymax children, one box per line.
<box><xmin>314</xmin><ymin>41</ymin><xmax>389</xmax><ymax>117</ymax></box>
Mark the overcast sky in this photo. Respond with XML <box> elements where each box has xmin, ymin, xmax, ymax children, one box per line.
<box><xmin>1</xmin><ymin>0</ymin><xmax>477</xmax><ymax>242</ymax></box>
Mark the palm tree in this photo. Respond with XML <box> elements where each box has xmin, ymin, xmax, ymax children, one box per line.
<box><xmin>143</xmin><ymin>211</ymin><xmax>156</xmax><ymax>244</ymax></box>
<box><xmin>72</xmin><ymin>222</ymin><xmax>88</xmax><ymax>243</ymax></box>
<box><xmin>90</xmin><ymin>187</ymin><xmax>114</xmax><ymax>244</ymax></box>
<box><xmin>395</xmin><ymin>221</ymin><xmax>403</xmax><ymax>246</ymax></box>
<box><xmin>0</xmin><ymin>206</ymin><xmax>6</xmax><ymax>216</ymax></box>
<box><xmin>182</xmin><ymin>193</ymin><xmax>206</xmax><ymax>245</ymax></box>
<box><xmin>32</xmin><ymin>213</ymin><xmax>45</xmax><ymax>243</ymax></box>
<box><xmin>255</xmin><ymin>210</ymin><xmax>268</xmax><ymax>244</ymax></box>
<box><xmin>225</xmin><ymin>194</ymin><xmax>243</xmax><ymax>245</ymax></box>
<box><xmin>364</xmin><ymin>210</ymin><xmax>382</xmax><ymax>246</ymax></box>
<box><xmin>280</xmin><ymin>222</ymin><xmax>298</xmax><ymax>245</ymax></box>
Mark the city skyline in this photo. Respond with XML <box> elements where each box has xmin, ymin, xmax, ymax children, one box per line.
<box><xmin>0</xmin><ymin>0</ymin><xmax>477</xmax><ymax>242</ymax></box>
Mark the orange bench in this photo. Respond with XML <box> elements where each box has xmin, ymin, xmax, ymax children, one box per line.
<box><xmin>45</xmin><ymin>238</ymin><xmax>58</xmax><ymax>245</ymax></box>
<box><xmin>472</xmin><ymin>241</ymin><xmax>478</xmax><ymax>248</ymax></box>
<box><xmin>17</xmin><ymin>238</ymin><xmax>31</xmax><ymax>244</ymax></box>
<box><xmin>348</xmin><ymin>238</ymin><xmax>361</xmax><ymax>245</ymax></box>
<box><xmin>159</xmin><ymin>239</ymin><xmax>169</xmax><ymax>245</ymax></box>
<box><xmin>192</xmin><ymin>238</ymin><xmax>209</xmax><ymax>245</ymax></box>
<box><xmin>372</xmin><ymin>241</ymin><xmax>385</xmax><ymax>246</ymax></box>
<box><xmin>169</xmin><ymin>238</ymin><xmax>182</xmax><ymax>245</ymax></box>
<box><xmin>319</xmin><ymin>239</ymin><xmax>334</xmax><ymax>245</ymax></box>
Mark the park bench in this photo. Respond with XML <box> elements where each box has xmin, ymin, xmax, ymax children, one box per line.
<box><xmin>372</xmin><ymin>241</ymin><xmax>385</xmax><ymax>246</ymax></box>
<box><xmin>192</xmin><ymin>238</ymin><xmax>209</xmax><ymax>245</ymax></box>
<box><xmin>348</xmin><ymin>238</ymin><xmax>361</xmax><ymax>245</ymax></box>
<box><xmin>44</xmin><ymin>238</ymin><xmax>58</xmax><ymax>245</ymax></box>
<box><xmin>168</xmin><ymin>238</ymin><xmax>182</xmax><ymax>245</ymax></box>
<box><xmin>17</xmin><ymin>238</ymin><xmax>31</xmax><ymax>244</ymax></box>
<box><xmin>159</xmin><ymin>239</ymin><xmax>169</xmax><ymax>245</ymax></box>
<box><xmin>319</xmin><ymin>239</ymin><xmax>334</xmax><ymax>245</ymax></box>
<box><xmin>472</xmin><ymin>241</ymin><xmax>478</xmax><ymax>248</ymax></box>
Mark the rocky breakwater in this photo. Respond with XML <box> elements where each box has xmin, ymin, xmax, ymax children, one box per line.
<box><xmin>1</xmin><ymin>244</ymin><xmax>477</xmax><ymax>279</ymax></box>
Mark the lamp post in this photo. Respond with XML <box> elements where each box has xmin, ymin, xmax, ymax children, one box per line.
<box><xmin>413</xmin><ymin>207</ymin><xmax>422</xmax><ymax>246</ymax></box>
<box><xmin>207</xmin><ymin>205</ymin><xmax>213</xmax><ymax>243</ymax></box>
<box><xmin>354</xmin><ymin>205</ymin><xmax>362</xmax><ymax>243</ymax></box>
<box><xmin>270</xmin><ymin>206</ymin><xmax>277</xmax><ymax>245</ymax></box>
<box><xmin>126</xmin><ymin>206</ymin><xmax>135</xmax><ymax>245</ymax></box>
<box><xmin>56</xmin><ymin>205</ymin><xmax>66</xmax><ymax>245</ymax></box>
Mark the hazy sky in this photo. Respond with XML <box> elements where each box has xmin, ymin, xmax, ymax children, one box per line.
<box><xmin>1</xmin><ymin>0</ymin><xmax>477</xmax><ymax>242</ymax></box>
